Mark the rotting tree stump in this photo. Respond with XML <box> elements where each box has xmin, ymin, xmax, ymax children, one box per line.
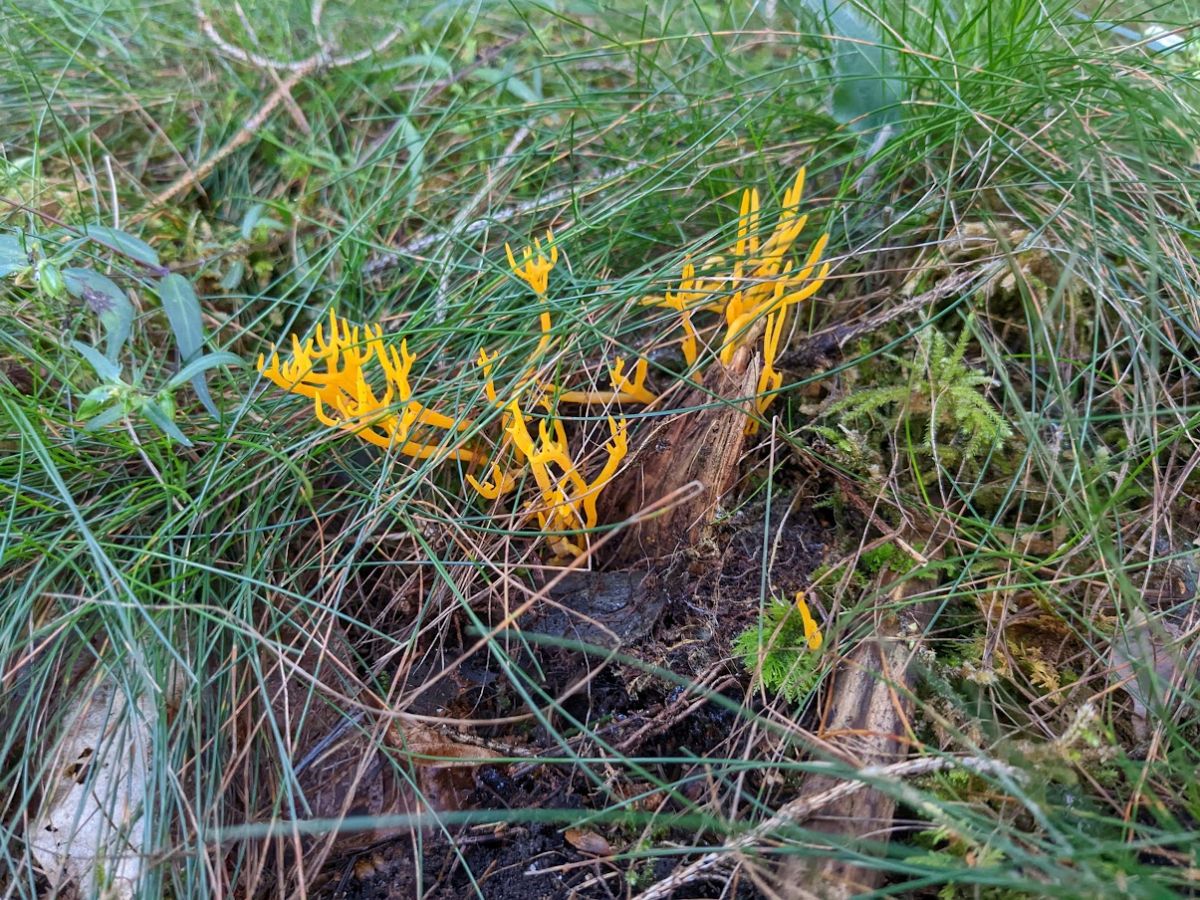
<box><xmin>601</xmin><ymin>347</ymin><xmax>759</xmax><ymax>568</ymax></box>
<box><xmin>778</xmin><ymin>570</ymin><xmax>936</xmax><ymax>899</ymax></box>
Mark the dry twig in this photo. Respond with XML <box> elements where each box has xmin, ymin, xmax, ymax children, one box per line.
<box><xmin>634</xmin><ymin>755</ymin><xmax>1022</xmax><ymax>900</ymax></box>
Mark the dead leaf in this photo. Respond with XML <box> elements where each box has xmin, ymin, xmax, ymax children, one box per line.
<box><xmin>30</xmin><ymin>670</ymin><xmax>182</xmax><ymax>898</ymax></box>
<box><xmin>1110</xmin><ymin>610</ymin><xmax>1194</xmax><ymax>741</ymax></box>
<box><xmin>565</xmin><ymin>828</ymin><xmax>613</xmax><ymax>856</ymax></box>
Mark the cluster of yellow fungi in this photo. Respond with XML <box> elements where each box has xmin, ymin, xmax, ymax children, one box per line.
<box><xmin>258</xmin><ymin>167</ymin><xmax>829</xmax><ymax>558</ymax></box>
<box><xmin>645</xmin><ymin>167</ymin><xmax>830</xmax><ymax>433</ymax></box>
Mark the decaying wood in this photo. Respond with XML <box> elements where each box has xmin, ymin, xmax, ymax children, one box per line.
<box><xmin>602</xmin><ymin>347</ymin><xmax>759</xmax><ymax>567</ymax></box>
<box><xmin>777</xmin><ymin>569</ymin><xmax>937</xmax><ymax>899</ymax></box>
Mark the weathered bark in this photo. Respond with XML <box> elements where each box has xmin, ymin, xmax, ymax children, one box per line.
<box><xmin>778</xmin><ymin>574</ymin><xmax>935</xmax><ymax>899</ymax></box>
<box><xmin>602</xmin><ymin>347</ymin><xmax>758</xmax><ymax>567</ymax></box>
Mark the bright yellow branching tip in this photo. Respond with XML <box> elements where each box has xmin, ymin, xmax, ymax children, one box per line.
<box><xmin>505</xmin><ymin>229</ymin><xmax>559</xmax><ymax>296</ymax></box>
<box><xmin>720</xmin><ymin>168</ymin><xmax>830</xmax><ymax>365</ymax></box>
<box><xmin>795</xmin><ymin>591</ymin><xmax>823</xmax><ymax>651</ymax></box>
<box><xmin>257</xmin><ymin>309</ymin><xmax>477</xmax><ymax>461</ymax></box>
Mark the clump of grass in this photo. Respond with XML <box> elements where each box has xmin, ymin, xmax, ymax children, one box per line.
<box><xmin>4</xmin><ymin>0</ymin><xmax>1200</xmax><ymax>897</ymax></box>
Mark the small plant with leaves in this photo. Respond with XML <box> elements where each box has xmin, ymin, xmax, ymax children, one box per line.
<box><xmin>826</xmin><ymin>317</ymin><xmax>1012</xmax><ymax>468</ymax></box>
<box><xmin>73</xmin><ymin>340</ymin><xmax>239</xmax><ymax>447</ymax></box>
<box><xmin>3</xmin><ymin>223</ymin><xmax>239</xmax><ymax>445</ymax></box>
<box><xmin>733</xmin><ymin>592</ymin><xmax>825</xmax><ymax>703</ymax></box>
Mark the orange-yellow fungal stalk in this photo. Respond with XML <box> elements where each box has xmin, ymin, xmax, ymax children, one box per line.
<box><xmin>258</xmin><ymin>309</ymin><xmax>478</xmax><ymax>461</ymax></box>
<box><xmin>795</xmin><ymin>591</ymin><xmax>823</xmax><ymax>651</ymax></box>
<box><xmin>746</xmin><ymin>309</ymin><xmax>787</xmax><ymax>435</ymax></box>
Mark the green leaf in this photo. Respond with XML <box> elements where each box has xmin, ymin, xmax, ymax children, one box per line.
<box><xmin>36</xmin><ymin>261</ymin><xmax>65</xmax><ymax>298</ymax></box>
<box><xmin>0</xmin><ymin>234</ymin><xmax>30</xmax><ymax>277</ymax></box>
<box><xmin>218</xmin><ymin>260</ymin><xmax>245</xmax><ymax>292</ymax></box>
<box><xmin>78</xmin><ymin>384</ymin><xmax>121</xmax><ymax>419</ymax></box>
<box><xmin>71</xmin><ymin>340</ymin><xmax>122</xmax><ymax>383</ymax></box>
<box><xmin>473</xmin><ymin>67</ymin><xmax>540</xmax><ymax>103</ymax></box>
<box><xmin>83</xmin><ymin>225</ymin><xmax>161</xmax><ymax>269</ymax></box>
<box><xmin>390</xmin><ymin>52</ymin><xmax>452</xmax><ymax>74</ymax></box>
<box><xmin>83</xmin><ymin>404</ymin><xmax>126</xmax><ymax>431</ymax></box>
<box><xmin>392</xmin><ymin>114</ymin><xmax>424</xmax><ymax>185</ymax></box>
<box><xmin>63</xmin><ymin>268</ymin><xmax>133</xmax><ymax>360</ymax></box>
<box><xmin>164</xmin><ymin>352</ymin><xmax>242</xmax><ymax>392</ymax></box>
<box><xmin>157</xmin><ymin>273</ymin><xmax>220</xmax><ymax>419</ymax></box>
<box><xmin>240</xmin><ymin>203</ymin><xmax>286</xmax><ymax>241</ymax></box>
<box><xmin>141</xmin><ymin>399</ymin><xmax>193</xmax><ymax>447</ymax></box>
<box><xmin>804</xmin><ymin>0</ymin><xmax>903</xmax><ymax>135</ymax></box>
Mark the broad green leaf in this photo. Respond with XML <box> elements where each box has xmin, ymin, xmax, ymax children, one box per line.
<box><xmin>803</xmin><ymin>0</ymin><xmax>903</xmax><ymax>135</ymax></box>
<box><xmin>390</xmin><ymin>52</ymin><xmax>452</xmax><ymax>74</ymax></box>
<box><xmin>36</xmin><ymin>261</ymin><xmax>64</xmax><ymax>298</ymax></box>
<box><xmin>473</xmin><ymin>67</ymin><xmax>540</xmax><ymax>103</ymax></box>
<box><xmin>0</xmin><ymin>234</ymin><xmax>29</xmax><ymax>277</ymax></box>
<box><xmin>83</xmin><ymin>225</ymin><xmax>161</xmax><ymax>269</ymax></box>
<box><xmin>64</xmin><ymin>268</ymin><xmax>133</xmax><ymax>360</ymax></box>
<box><xmin>240</xmin><ymin>203</ymin><xmax>265</xmax><ymax>240</ymax></box>
<box><xmin>392</xmin><ymin>114</ymin><xmax>424</xmax><ymax>185</ymax></box>
<box><xmin>141</xmin><ymin>399</ymin><xmax>193</xmax><ymax>447</ymax></box>
<box><xmin>83</xmin><ymin>404</ymin><xmax>126</xmax><ymax>431</ymax></box>
<box><xmin>71</xmin><ymin>340</ymin><xmax>122</xmax><ymax>383</ymax></box>
<box><xmin>240</xmin><ymin>203</ymin><xmax>286</xmax><ymax>241</ymax></box>
<box><xmin>164</xmin><ymin>352</ymin><xmax>242</xmax><ymax>392</ymax></box>
<box><xmin>218</xmin><ymin>260</ymin><xmax>244</xmax><ymax>292</ymax></box>
<box><xmin>158</xmin><ymin>274</ymin><xmax>220</xmax><ymax>419</ymax></box>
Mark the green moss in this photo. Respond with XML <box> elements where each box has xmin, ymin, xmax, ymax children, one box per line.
<box><xmin>733</xmin><ymin>597</ymin><xmax>822</xmax><ymax>703</ymax></box>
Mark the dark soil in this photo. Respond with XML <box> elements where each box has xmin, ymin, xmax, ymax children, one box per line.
<box><xmin>320</xmin><ymin>492</ymin><xmax>832</xmax><ymax>899</ymax></box>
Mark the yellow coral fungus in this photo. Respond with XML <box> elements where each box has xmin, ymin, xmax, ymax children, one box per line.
<box><xmin>719</xmin><ymin>168</ymin><xmax>829</xmax><ymax>364</ymax></box>
<box><xmin>257</xmin><ymin>307</ymin><xmax>387</xmax><ymax>404</ymax></box>
<box><xmin>664</xmin><ymin>261</ymin><xmax>704</xmax><ymax>369</ymax></box>
<box><xmin>746</xmin><ymin>309</ymin><xmax>787</xmax><ymax>435</ymax></box>
<box><xmin>642</xmin><ymin>168</ymin><xmax>828</xmax><ymax>379</ymax></box>
<box><xmin>258</xmin><ymin>309</ymin><xmax>477</xmax><ymax>461</ymax></box>
<box><xmin>473</xmin><ymin>396</ymin><xmax>628</xmax><ymax>559</ymax></box>
<box><xmin>554</xmin><ymin>355</ymin><xmax>658</xmax><ymax>406</ymax></box>
<box><xmin>505</xmin><ymin>230</ymin><xmax>558</xmax><ymax>297</ymax></box>
<box><xmin>505</xmin><ymin>230</ymin><xmax>563</xmax><ymax>373</ymax></box>
<box><xmin>259</xmin><ymin>177</ymin><xmax>831</xmax><ymax>565</ymax></box>
<box><xmin>795</xmin><ymin>591</ymin><xmax>823</xmax><ymax>651</ymax></box>
<box><xmin>606</xmin><ymin>357</ymin><xmax>656</xmax><ymax>404</ymax></box>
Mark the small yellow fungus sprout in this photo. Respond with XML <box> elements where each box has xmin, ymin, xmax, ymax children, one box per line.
<box><xmin>505</xmin><ymin>229</ymin><xmax>558</xmax><ymax>297</ymax></box>
<box><xmin>477</xmin><ymin>347</ymin><xmax>500</xmax><ymax>403</ymax></box>
<box><xmin>795</xmin><ymin>590</ymin><xmax>823</xmax><ymax>651</ymax></box>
